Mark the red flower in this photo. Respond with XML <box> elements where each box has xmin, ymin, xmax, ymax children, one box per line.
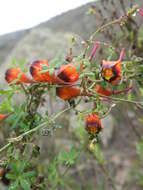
<box><xmin>56</xmin><ymin>86</ymin><xmax>81</xmax><ymax>100</ymax></box>
<box><xmin>5</xmin><ymin>68</ymin><xmax>32</xmax><ymax>84</ymax></box>
<box><xmin>0</xmin><ymin>113</ymin><xmax>12</xmax><ymax>122</ymax></box>
<box><xmin>85</xmin><ymin>113</ymin><xmax>103</xmax><ymax>134</ymax></box>
<box><xmin>101</xmin><ymin>48</ymin><xmax>124</xmax><ymax>85</ymax></box>
<box><xmin>57</xmin><ymin>64</ymin><xmax>79</xmax><ymax>83</ymax></box>
<box><xmin>30</xmin><ymin>60</ymin><xmax>56</xmax><ymax>83</ymax></box>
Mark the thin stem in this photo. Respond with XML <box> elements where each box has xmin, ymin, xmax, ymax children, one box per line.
<box><xmin>101</xmin><ymin>104</ymin><xmax>116</xmax><ymax>119</ymax></box>
<box><xmin>88</xmin><ymin>89</ymin><xmax>143</xmax><ymax>105</ymax></box>
<box><xmin>0</xmin><ymin>143</ymin><xmax>11</xmax><ymax>154</ymax></box>
<box><xmin>82</xmin><ymin>5</ymin><xmax>138</xmax><ymax>58</ymax></box>
<box><xmin>100</xmin><ymin>165</ymin><xmax>117</xmax><ymax>190</ymax></box>
<box><xmin>86</xmin><ymin>141</ymin><xmax>117</xmax><ymax>190</ymax></box>
<box><xmin>83</xmin><ymin>18</ymin><xmax>123</xmax><ymax>58</ymax></box>
<box><xmin>0</xmin><ymin>106</ymin><xmax>73</xmax><ymax>154</ymax></box>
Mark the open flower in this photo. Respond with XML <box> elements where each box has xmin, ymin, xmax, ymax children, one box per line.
<box><xmin>0</xmin><ymin>113</ymin><xmax>12</xmax><ymax>122</ymax></box>
<box><xmin>30</xmin><ymin>60</ymin><xmax>56</xmax><ymax>83</ymax></box>
<box><xmin>56</xmin><ymin>86</ymin><xmax>81</xmax><ymax>100</ymax></box>
<box><xmin>101</xmin><ymin>48</ymin><xmax>124</xmax><ymax>85</ymax></box>
<box><xmin>5</xmin><ymin>68</ymin><xmax>32</xmax><ymax>84</ymax></box>
<box><xmin>85</xmin><ymin>113</ymin><xmax>103</xmax><ymax>135</ymax></box>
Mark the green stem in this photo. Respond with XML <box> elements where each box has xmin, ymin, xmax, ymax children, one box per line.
<box><xmin>0</xmin><ymin>106</ymin><xmax>72</xmax><ymax>154</ymax></box>
<box><xmin>100</xmin><ymin>165</ymin><xmax>117</xmax><ymax>190</ymax></box>
<box><xmin>89</xmin><ymin>89</ymin><xmax>143</xmax><ymax>105</ymax></box>
<box><xmin>0</xmin><ymin>143</ymin><xmax>11</xmax><ymax>154</ymax></box>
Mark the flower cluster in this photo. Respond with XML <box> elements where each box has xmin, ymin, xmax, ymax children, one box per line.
<box><xmin>4</xmin><ymin>44</ymin><xmax>132</xmax><ymax>144</ymax></box>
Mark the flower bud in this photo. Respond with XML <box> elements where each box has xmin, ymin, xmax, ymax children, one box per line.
<box><xmin>57</xmin><ymin>64</ymin><xmax>79</xmax><ymax>83</ymax></box>
<box><xmin>5</xmin><ymin>68</ymin><xmax>32</xmax><ymax>84</ymax></box>
<box><xmin>30</xmin><ymin>60</ymin><xmax>56</xmax><ymax>83</ymax></box>
<box><xmin>95</xmin><ymin>84</ymin><xmax>112</xmax><ymax>96</ymax></box>
<box><xmin>56</xmin><ymin>86</ymin><xmax>81</xmax><ymax>100</ymax></box>
<box><xmin>0</xmin><ymin>113</ymin><xmax>12</xmax><ymax>122</ymax></box>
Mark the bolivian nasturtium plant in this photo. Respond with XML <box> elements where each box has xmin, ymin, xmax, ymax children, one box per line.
<box><xmin>0</xmin><ymin>4</ymin><xmax>142</xmax><ymax>190</ymax></box>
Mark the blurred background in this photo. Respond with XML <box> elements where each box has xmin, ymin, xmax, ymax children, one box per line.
<box><xmin>0</xmin><ymin>0</ymin><xmax>143</xmax><ymax>189</ymax></box>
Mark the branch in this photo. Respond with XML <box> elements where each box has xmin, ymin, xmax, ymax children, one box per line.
<box><xmin>0</xmin><ymin>106</ymin><xmax>72</xmax><ymax>154</ymax></box>
<box><xmin>88</xmin><ymin>89</ymin><xmax>143</xmax><ymax>106</ymax></box>
<box><xmin>82</xmin><ymin>5</ymin><xmax>138</xmax><ymax>58</ymax></box>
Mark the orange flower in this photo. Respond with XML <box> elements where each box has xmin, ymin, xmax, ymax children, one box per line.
<box><xmin>30</xmin><ymin>60</ymin><xmax>56</xmax><ymax>83</ymax></box>
<box><xmin>0</xmin><ymin>113</ymin><xmax>12</xmax><ymax>122</ymax></box>
<box><xmin>85</xmin><ymin>113</ymin><xmax>103</xmax><ymax>135</ymax></box>
<box><xmin>5</xmin><ymin>68</ymin><xmax>32</xmax><ymax>84</ymax></box>
<box><xmin>56</xmin><ymin>86</ymin><xmax>81</xmax><ymax>100</ymax></box>
<box><xmin>57</xmin><ymin>64</ymin><xmax>79</xmax><ymax>83</ymax></box>
<box><xmin>95</xmin><ymin>84</ymin><xmax>112</xmax><ymax>96</ymax></box>
<box><xmin>101</xmin><ymin>48</ymin><xmax>124</xmax><ymax>85</ymax></box>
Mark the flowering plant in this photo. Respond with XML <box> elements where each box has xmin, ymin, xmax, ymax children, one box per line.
<box><xmin>0</xmin><ymin>4</ymin><xmax>142</xmax><ymax>190</ymax></box>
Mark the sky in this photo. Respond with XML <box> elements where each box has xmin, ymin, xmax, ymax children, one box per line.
<box><xmin>0</xmin><ymin>0</ymin><xmax>91</xmax><ymax>35</ymax></box>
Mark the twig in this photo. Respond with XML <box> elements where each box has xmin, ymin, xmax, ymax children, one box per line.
<box><xmin>0</xmin><ymin>143</ymin><xmax>11</xmax><ymax>154</ymax></box>
<box><xmin>99</xmin><ymin>164</ymin><xmax>117</xmax><ymax>190</ymax></box>
<box><xmin>88</xmin><ymin>89</ymin><xmax>143</xmax><ymax>105</ymax></box>
<box><xmin>82</xmin><ymin>5</ymin><xmax>138</xmax><ymax>58</ymax></box>
<box><xmin>0</xmin><ymin>106</ymin><xmax>73</xmax><ymax>154</ymax></box>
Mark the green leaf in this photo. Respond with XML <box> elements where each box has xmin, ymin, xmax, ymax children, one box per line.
<box><xmin>20</xmin><ymin>178</ymin><xmax>31</xmax><ymax>190</ymax></box>
<box><xmin>71</xmin><ymin>36</ymin><xmax>76</xmax><ymax>45</ymax></box>
<box><xmin>42</xmin><ymin>65</ymin><xmax>49</xmax><ymax>70</ymax></box>
<box><xmin>19</xmin><ymin>160</ymin><xmax>27</xmax><ymax>174</ymax></box>
<box><xmin>136</xmin><ymin>140</ymin><xmax>143</xmax><ymax>160</ymax></box>
<box><xmin>8</xmin><ymin>180</ymin><xmax>19</xmax><ymax>190</ymax></box>
<box><xmin>11</xmin><ymin>162</ymin><xmax>18</xmax><ymax>173</ymax></box>
<box><xmin>32</xmin><ymin>145</ymin><xmax>40</xmax><ymax>158</ymax></box>
<box><xmin>107</xmin><ymin>48</ymin><xmax>117</xmax><ymax>61</ymax></box>
<box><xmin>58</xmin><ymin>147</ymin><xmax>79</xmax><ymax>166</ymax></box>
<box><xmin>92</xmin><ymin>144</ymin><xmax>104</xmax><ymax>165</ymax></box>
<box><xmin>6</xmin><ymin>173</ymin><xmax>16</xmax><ymax>180</ymax></box>
<box><xmin>0</xmin><ymin>89</ymin><xmax>12</xmax><ymax>95</ymax></box>
<box><xmin>76</xmin><ymin>63</ymin><xmax>81</xmax><ymax>72</ymax></box>
<box><xmin>0</xmin><ymin>99</ymin><xmax>13</xmax><ymax>112</ymax></box>
<box><xmin>49</xmin><ymin>68</ymin><xmax>55</xmax><ymax>76</ymax></box>
<box><xmin>11</xmin><ymin>58</ymin><xmax>17</xmax><ymax>66</ymax></box>
<box><xmin>24</xmin><ymin>171</ymin><xmax>36</xmax><ymax>178</ymax></box>
<box><xmin>58</xmin><ymin>150</ymin><xmax>68</xmax><ymax>164</ymax></box>
<box><xmin>68</xmin><ymin>147</ymin><xmax>79</xmax><ymax>165</ymax></box>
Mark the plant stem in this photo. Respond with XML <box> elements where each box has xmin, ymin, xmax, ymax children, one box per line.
<box><xmin>0</xmin><ymin>106</ymin><xmax>72</xmax><ymax>154</ymax></box>
<box><xmin>0</xmin><ymin>143</ymin><xmax>11</xmax><ymax>154</ymax></box>
<box><xmin>88</xmin><ymin>89</ymin><xmax>143</xmax><ymax>105</ymax></box>
<box><xmin>82</xmin><ymin>5</ymin><xmax>138</xmax><ymax>58</ymax></box>
<box><xmin>100</xmin><ymin>164</ymin><xmax>117</xmax><ymax>190</ymax></box>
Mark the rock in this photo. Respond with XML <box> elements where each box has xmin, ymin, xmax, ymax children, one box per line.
<box><xmin>100</xmin><ymin>114</ymin><xmax>114</xmax><ymax>147</ymax></box>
